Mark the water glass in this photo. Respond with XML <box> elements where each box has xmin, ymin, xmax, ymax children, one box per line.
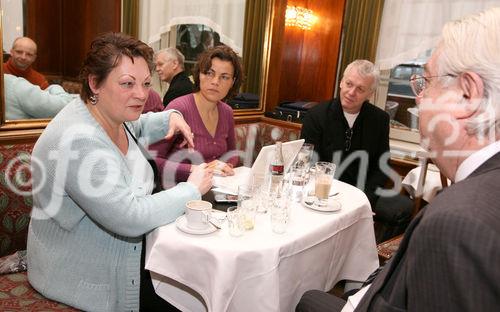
<box><xmin>270</xmin><ymin>194</ymin><xmax>289</xmax><ymax>234</ymax></box>
<box><xmin>226</xmin><ymin>206</ymin><xmax>244</xmax><ymax>237</ymax></box>
<box><xmin>288</xmin><ymin>165</ymin><xmax>308</xmax><ymax>203</ymax></box>
<box><xmin>254</xmin><ymin>186</ymin><xmax>272</xmax><ymax>213</ymax></box>
<box><xmin>238</xmin><ymin>185</ymin><xmax>257</xmax><ymax>230</ymax></box>
<box><xmin>295</xmin><ymin>143</ymin><xmax>314</xmax><ymax>169</ymax></box>
<box><xmin>314</xmin><ymin>162</ymin><xmax>336</xmax><ymax>207</ymax></box>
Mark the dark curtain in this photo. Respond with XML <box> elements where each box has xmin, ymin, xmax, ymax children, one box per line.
<box><xmin>122</xmin><ymin>0</ymin><xmax>139</xmax><ymax>39</ymax></box>
<box><xmin>338</xmin><ymin>0</ymin><xmax>385</xmax><ymax>82</ymax></box>
<box><xmin>241</xmin><ymin>0</ymin><xmax>267</xmax><ymax>94</ymax></box>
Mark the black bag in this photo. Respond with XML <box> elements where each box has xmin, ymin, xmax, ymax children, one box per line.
<box><xmin>280</xmin><ymin>101</ymin><xmax>320</xmax><ymax>111</ymax></box>
<box><xmin>265</xmin><ymin>101</ymin><xmax>320</xmax><ymax>123</ymax></box>
<box><xmin>227</xmin><ymin>92</ymin><xmax>259</xmax><ymax>109</ymax></box>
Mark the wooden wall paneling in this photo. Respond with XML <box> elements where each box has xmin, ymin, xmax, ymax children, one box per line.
<box><xmin>263</xmin><ymin>0</ymin><xmax>288</xmax><ymax>113</ymax></box>
<box><xmin>303</xmin><ymin>0</ymin><xmax>345</xmax><ymax>101</ymax></box>
<box><xmin>62</xmin><ymin>0</ymin><xmax>121</xmax><ymax>79</ymax></box>
<box><xmin>25</xmin><ymin>0</ymin><xmax>63</xmax><ymax>76</ymax></box>
<box><xmin>26</xmin><ymin>0</ymin><xmax>121</xmax><ymax>80</ymax></box>
<box><xmin>278</xmin><ymin>0</ymin><xmax>345</xmax><ymax>104</ymax></box>
<box><xmin>61</xmin><ymin>0</ymin><xmax>87</xmax><ymax>79</ymax></box>
<box><xmin>278</xmin><ymin>23</ymin><xmax>304</xmax><ymax>101</ymax></box>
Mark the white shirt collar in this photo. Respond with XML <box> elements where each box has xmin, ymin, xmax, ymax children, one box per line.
<box><xmin>455</xmin><ymin>140</ymin><xmax>500</xmax><ymax>182</ymax></box>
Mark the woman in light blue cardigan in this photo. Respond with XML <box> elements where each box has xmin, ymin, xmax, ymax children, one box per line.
<box><xmin>27</xmin><ymin>32</ymin><xmax>213</xmax><ymax>312</ymax></box>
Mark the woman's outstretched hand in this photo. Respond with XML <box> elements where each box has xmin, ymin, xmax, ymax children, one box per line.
<box><xmin>165</xmin><ymin>112</ymin><xmax>195</xmax><ymax>148</ymax></box>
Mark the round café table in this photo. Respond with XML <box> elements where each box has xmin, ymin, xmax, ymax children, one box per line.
<box><xmin>145</xmin><ymin>179</ymin><xmax>379</xmax><ymax>312</ymax></box>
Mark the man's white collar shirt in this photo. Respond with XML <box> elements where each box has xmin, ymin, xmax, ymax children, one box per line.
<box><xmin>455</xmin><ymin>140</ymin><xmax>500</xmax><ymax>182</ymax></box>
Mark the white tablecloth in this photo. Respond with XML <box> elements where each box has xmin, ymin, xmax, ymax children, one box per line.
<box><xmin>145</xmin><ymin>180</ymin><xmax>379</xmax><ymax>312</ymax></box>
<box><xmin>402</xmin><ymin>164</ymin><xmax>448</xmax><ymax>202</ymax></box>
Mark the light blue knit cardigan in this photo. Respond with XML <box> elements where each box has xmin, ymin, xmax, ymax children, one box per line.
<box><xmin>27</xmin><ymin>99</ymin><xmax>199</xmax><ymax>312</ymax></box>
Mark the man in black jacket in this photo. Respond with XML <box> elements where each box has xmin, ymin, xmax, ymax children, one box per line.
<box><xmin>301</xmin><ymin>60</ymin><xmax>412</xmax><ymax>242</ymax></box>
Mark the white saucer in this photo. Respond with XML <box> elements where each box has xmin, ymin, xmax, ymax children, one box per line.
<box><xmin>302</xmin><ymin>196</ymin><xmax>342</xmax><ymax>212</ymax></box>
<box><xmin>175</xmin><ymin>215</ymin><xmax>217</xmax><ymax>235</ymax></box>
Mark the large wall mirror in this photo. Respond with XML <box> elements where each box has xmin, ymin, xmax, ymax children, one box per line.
<box><xmin>0</xmin><ymin>0</ymin><xmax>274</xmax><ymax>138</ymax></box>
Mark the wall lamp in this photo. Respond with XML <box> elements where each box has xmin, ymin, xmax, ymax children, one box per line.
<box><xmin>285</xmin><ymin>5</ymin><xmax>318</xmax><ymax>30</ymax></box>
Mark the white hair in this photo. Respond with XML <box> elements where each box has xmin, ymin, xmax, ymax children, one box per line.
<box><xmin>343</xmin><ymin>59</ymin><xmax>380</xmax><ymax>91</ymax></box>
<box><xmin>157</xmin><ymin>47</ymin><xmax>185</xmax><ymax>69</ymax></box>
<box><xmin>437</xmin><ymin>7</ymin><xmax>500</xmax><ymax>137</ymax></box>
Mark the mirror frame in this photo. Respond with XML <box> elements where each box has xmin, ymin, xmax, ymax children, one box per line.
<box><xmin>0</xmin><ymin>0</ymin><xmax>275</xmax><ymax>141</ymax></box>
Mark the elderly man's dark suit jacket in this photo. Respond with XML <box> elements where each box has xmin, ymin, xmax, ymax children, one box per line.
<box><xmin>163</xmin><ymin>71</ymin><xmax>194</xmax><ymax>107</ymax></box>
<box><xmin>300</xmin><ymin>98</ymin><xmax>390</xmax><ymax>206</ymax></box>
<box><xmin>355</xmin><ymin>151</ymin><xmax>500</xmax><ymax>311</ymax></box>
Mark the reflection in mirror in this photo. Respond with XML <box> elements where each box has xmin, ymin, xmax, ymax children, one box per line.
<box><xmin>0</xmin><ymin>0</ymin><xmax>123</xmax><ymax>130</ymax></box>
<box><xmin>170</xmin><ymin>23</ymin><xmax>261</xmax><ymax>110</ymax></box>
<box><xmin>4</xmin><ymin>73</ymin><xmax>77</xmax><ymax>120</ymax></box>
<box><xmin>378</xmin><ymin>50</ymin><xmax>432</xmax><ymax>143</ymax></box>
<box><xmin>0</xmin><ymin>0</ymin><xmax>272</xmax><ymax>132</ymax></box>
<box><xmin>1</xmin><ymin>2</ymin><xmax>77</xmax><ymax>121</ymax></box>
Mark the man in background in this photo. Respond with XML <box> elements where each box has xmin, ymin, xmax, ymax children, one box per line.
<box><xmin>155</xmin><ymin>47</ymin><xmax>194</xmax><ymax>107</ymax></box>
<box><xmin>297</xmin><ymin>7</ymin><xmax>500</xmax><ymax>311</ymax></box>
<box><xmin>3</xmin><ymin>37</ymin><xmax>49</xmax><ymax>89</ymax></box>
<box><xmin>301</xmin><ymin>59</ymin><xmax>413</xmax><ymax>243</ymax></box>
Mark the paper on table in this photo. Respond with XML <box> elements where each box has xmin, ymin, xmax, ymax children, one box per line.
<box><xmin>212</xmin><ymin>166</ymin><xmax>253</xmax><ymax>194</ymax></box>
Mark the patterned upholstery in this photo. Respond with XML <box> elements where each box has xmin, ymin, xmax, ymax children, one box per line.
<box><xmin>0</xmin><ymin>272</ymin><xmax>78</xmax><ymax>311</ymax></box>
<box><xmin>0</xmin><ymin>144</ymin><xmax>78</xmax><ymax>311</ymax></box>
<box><xmin>0</xmin><ymin>144</ymin><xmax>35</xmax><ymax>258</ymax></box>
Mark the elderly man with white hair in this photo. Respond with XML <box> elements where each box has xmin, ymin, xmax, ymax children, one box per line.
<box><xmin>296</xmin><ymin>7</ymin><xmax>500</xmax><ymax>312</ymax></box>
<box><xmin>155</xmin><ymin>47</ymin><xmax>194</xmax><ymax>107</ymax></box>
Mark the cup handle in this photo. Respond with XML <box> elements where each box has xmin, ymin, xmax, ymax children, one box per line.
<box><xmin>202</xmin><ymin>210</ymin><xmax>211</xmax><ymax>221</ymax></box>
<box><xmin>204</xmin><ymin>211</ymin><xmax>222</xmax><ymax>229</ymax></box>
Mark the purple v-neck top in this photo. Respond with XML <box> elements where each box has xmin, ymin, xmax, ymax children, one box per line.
<box><xmin>150</xmin><ymin>94</ymin><xmax>238</xmax><ymax>184</ymax></box>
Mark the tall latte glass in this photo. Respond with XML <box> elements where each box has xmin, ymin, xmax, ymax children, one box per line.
<box><xmin>314</xmin><ymin>162</ymin><xmax>336</xmax><ymax>207</ymax></box>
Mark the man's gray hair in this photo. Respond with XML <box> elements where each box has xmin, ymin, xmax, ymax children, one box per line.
<box><xmin>437</xmin><ymin>7</ymin><xmax>500</xmax><ymax>137</ymax></box>
<box><xmin>157</xmin><ymin>47</ymin><xmax>185</xmax><ymax>69</ymax></box>
<box><xmin>343</xmin><ymin>59</ymin><xmax>380</xmax><ymax>91</ymax></box>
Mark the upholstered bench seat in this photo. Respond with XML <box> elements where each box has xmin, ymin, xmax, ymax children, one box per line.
<box><xmin>0</xmin><ymin>272</ymin><xmax>78</xmax><ymax>311</ymax></box>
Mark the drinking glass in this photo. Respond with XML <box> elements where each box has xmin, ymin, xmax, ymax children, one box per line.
<box><xmin>288</xmin><ymin>164</ymin><xmax>308</xmax><ymax>203</ymax></box>
<box><xmin>238</xmin><ymin>185</ymin><xmax>257</xmax><ymax>230</ymax></box>
<box><xmin>295</xmin><ymin>143</ymin><xmax>314</xmax><ymax>169</ymax></box>
<box><xmin>314</xmin><ymin>162</ymin><xmax>336</xmax><ymax>207</ymax></box>
<box><xmin>226</xmin><ymin>206</ymin><xmax>244</xmax><ymax>237</ymax></box>
<box><xmin>270</xmin><ymin>192</ymin><xmax>289</xmax><ymax>234</ymax></box>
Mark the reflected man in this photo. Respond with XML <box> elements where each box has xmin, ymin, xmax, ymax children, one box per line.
<box><xmin>155</xmin><ymin>48</ymin><xmax>194</xmax><ymax>107</ymax></box>
<box><xmin>3</xmin><ymin>37</ymin><xmax>49</xmax><ymax>89</ymax></box>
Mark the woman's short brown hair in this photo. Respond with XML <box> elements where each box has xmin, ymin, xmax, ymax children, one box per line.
<box><xmin>192</xmin><ymin>45</ymin><xmax>244</xmax><ymax>101</ymax></box>
<box><xmin>79</xmin><ymin>32</ymin><xmax>154</xmax><ymax>102</ymax></box>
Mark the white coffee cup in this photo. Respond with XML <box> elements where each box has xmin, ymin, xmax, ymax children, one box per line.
<box><xmin>185</xmin><ymin>200</ymin><xmax>212</xmax><ymax>230</ymax></box>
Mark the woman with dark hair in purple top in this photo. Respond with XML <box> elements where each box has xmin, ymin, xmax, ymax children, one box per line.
<box><xmin>150</xmin><ymin>45</ymin><xmax>245</xmax><ymax>187</ymax></box>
